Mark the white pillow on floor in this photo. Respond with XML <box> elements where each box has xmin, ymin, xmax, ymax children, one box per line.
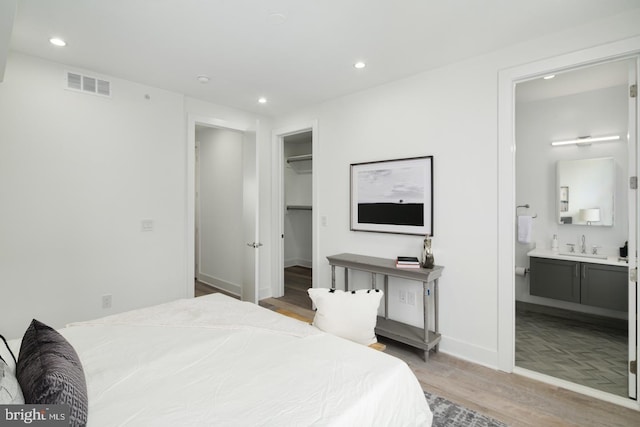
<box><xmin>308</xmin><ymin>288</ymin><xmax>383</xmax><ymax>346</ymax></box>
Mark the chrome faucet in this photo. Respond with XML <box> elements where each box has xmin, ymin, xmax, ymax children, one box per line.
<box><xmin>580</xmin><ymin>235</ymin><xmax>586</xmax><ymax>254</ymax></box>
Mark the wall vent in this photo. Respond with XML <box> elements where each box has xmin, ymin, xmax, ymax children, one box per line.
<box><xmin>66</xmin><ymin>71</ymin><xmax>111</xmax><ymax>97</ymax></box>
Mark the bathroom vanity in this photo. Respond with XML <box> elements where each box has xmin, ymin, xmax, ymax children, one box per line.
<box><xmin>527</xmin><ymin>249</ymin><xmax>628</xmax><ymax>311</ymax></box>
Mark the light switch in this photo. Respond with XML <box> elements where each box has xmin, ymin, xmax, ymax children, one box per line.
<box><xmin>141</xmin><ymin>219</ymin><xmax>154</xmax><ymax>232</ymax></box>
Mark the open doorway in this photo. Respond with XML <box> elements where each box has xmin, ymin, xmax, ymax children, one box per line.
<box><xmin>281</xmin><ymin>131</ymin><xmax>313</xmax><ymax>309</ymax></box>
<box><xmin>188</xmin><ymin>116</ymin><xmax>260</xmax><ymax>304</ymax></box>
<box><xmin>194</xmin><ymin>125</ymin><xmax>245</xmax><ymax>297</ymax></box>
<box><xmin>514</xmin><ymin>58</ymin><xmax>638</xmax><ymax>400</ymax></box>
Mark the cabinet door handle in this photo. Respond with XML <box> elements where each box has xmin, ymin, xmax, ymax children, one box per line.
<box><xmin>582</xmin><ymin>264</ymin><xmax>586</xmax><ymax>279</ymax></box>
<box><xmin>575</xmin><ymin>264</ymin><xmax>579</xmax><ymax>277</ymax></box>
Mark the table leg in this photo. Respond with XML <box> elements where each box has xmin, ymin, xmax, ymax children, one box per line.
<box><xmin>384</xmin><ymin>275</ymin><xmax>389</xmax><ymax>319</ymax></box>
<box><xmin>423</xmin><ymin>281</ymin><xmax>429</xmax><ymax>360</ymax></box>
<box><xmin>344</xmin><ymin>268</ymin><xmax>349</xmax><ymax>291</ymax></box>
<box><xmin>423</xmin><ymin>281</ymin><xmax>429</xmax><ymax>342</ymax></box>
<box><xmin>331</xmin><ymin>265</ymin><xmax>335</xmax><ymax>289</ymax></box>
<box><xmin>371</xmin><ymin>272</ymin><xmax>376</xmax><ymax>290</ymax></box>
<box><xmin>434</xmin><ymin>279</ymin><xmax>439</xmax><ymax>353</ymax></box>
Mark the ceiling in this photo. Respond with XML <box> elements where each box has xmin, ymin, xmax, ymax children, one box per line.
<box><xmin>5</xmin><ymin>0</ymin><xmax>640</xmax><ymax>116</ymax></box>
<box><xmin>516</xmin><ymin>59</ymin><xmax>633</xmax><ymax>103</ymax></box>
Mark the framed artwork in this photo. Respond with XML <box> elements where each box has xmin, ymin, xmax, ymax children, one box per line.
<box><xmin>350</xmin><ymin>156</ymin><xmax>433</xmax><ymax>235</ymax></box>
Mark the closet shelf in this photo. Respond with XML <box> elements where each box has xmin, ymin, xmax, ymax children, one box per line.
<box><xmin>287</xmin><ymin>205</ymin><xmax>312</xmax><ymax>211</ymax></box>
<box><xmin>286</xmin><ymin>154</ymin><xmax>312</xmax><ymax>163</ymax></box>
<box><xmin>286</xmin><ymin>154</ymin><xmax>312</xmax><ymax>173</ymax></box>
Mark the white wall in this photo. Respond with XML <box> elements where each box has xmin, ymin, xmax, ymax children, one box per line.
<box><xmin>0</xmin><ymin>53</ymin><xmax>274</xmax><ymax>339</ymax></box>
<box><xmin>273</xmin><ymin>10</ymin><xmax>640</xmax><ymax>367</ymax></box>
<box><xmin>515</xmin><ymin>85</ymin><xmax>629</xmax><ymax>318</ymax></box>
<box><xmin>284</xmin><ymin>139</ymin><xmax>312</xmax><ymax>267</ymax></box>
<box><xmin>0</xmin><ymin>53</ymin><xmax>187</xmax><ymax>338</ymax></box>
<box><xmin>196</xmin><ymin>126</ymin><xmax>244</xmax><ymax>294</ymax></box>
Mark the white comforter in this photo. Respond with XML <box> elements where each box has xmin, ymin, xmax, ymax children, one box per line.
<box><xmin>19</xmin><ymin>294</ymin><xmax>433</xmax><ymax>426</ymax></box>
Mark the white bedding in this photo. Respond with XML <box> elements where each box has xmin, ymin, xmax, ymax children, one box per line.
<box><xmin>13</xmin><ymin>294</ymin><xmax>432</xmax><ymax>426</ymax></box>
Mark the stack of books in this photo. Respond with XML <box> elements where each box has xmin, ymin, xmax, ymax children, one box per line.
<box><xmin>395</xmin><ymin>256</ymin><xmax>421</xmax><ymax>269</ymax></box>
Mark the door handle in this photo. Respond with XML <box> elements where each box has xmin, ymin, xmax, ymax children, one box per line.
<box><xmin>247</xmin><ymin>242</ymin><xmax>263</xmax><ymax>248</ymax></box>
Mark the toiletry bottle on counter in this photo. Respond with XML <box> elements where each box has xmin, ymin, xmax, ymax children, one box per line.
<box><xmin>551</xmin><ymin>234</ymin><xmax>559</xmax><ymax>252</ymax></box>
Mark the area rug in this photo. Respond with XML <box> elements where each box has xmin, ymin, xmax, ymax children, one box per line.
<box><xmin>425</xmin><ymin>391</ymin><xmax>508</xmax><ymax>427</ymax></box>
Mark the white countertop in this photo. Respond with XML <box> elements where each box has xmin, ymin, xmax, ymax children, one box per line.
<box><xmin>527</xmin><ymin>248</ymin><xmax>628</xmax><ymax>267</ymax></box>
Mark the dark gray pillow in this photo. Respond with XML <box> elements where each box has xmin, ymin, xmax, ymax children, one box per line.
<box><xmin>17</xmin><ymin>319</ymin><xmax>88</xmax><ymax>427</ymax></box>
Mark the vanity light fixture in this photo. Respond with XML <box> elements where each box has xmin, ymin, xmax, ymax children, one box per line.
<box><xmin>354</xmin><ymin>61</ymin><xmax>366</xmax><ymax>69</ymax></box>
<box><xmin>258</xmin><ymin>97</ymin><xmax>267</xmax><ymax>104</ymax></box>
<box><xmin>550</xmin><ymin>135</ymin><xmax>620</xmax><ymax>147</ymax></box>
<box><xmin>49</xmin><ymin>37</ymin><xmax>66</xmax><ymax>47</ymax></box>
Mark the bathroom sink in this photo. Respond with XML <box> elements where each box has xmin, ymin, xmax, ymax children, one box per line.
<box><xmin>558</xmin><ymin>252</ymin><xmax>607</xmax><ymax>260</ymax></box>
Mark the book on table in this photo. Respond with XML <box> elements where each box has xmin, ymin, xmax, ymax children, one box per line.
<box><xmin>396</xmin><ymin>256</ymin><xmax>421</xmax><ymax>268</ymax></box>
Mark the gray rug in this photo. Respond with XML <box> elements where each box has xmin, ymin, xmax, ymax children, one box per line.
<box><xmin>425</xmin><ymin>391</ymin><xmax>508</xmax><ymax>427</ymax></box>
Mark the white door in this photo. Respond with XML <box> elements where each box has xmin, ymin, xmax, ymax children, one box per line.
<box><xmin>628</xmin><ymin>58</ymin><xmax>639</xmax><ymax>400</ymax></box>
<box><xmin>194</xmin><ymin>141</ymin><xmax>200</xmax><ymax>278</ymax></box>
<box><xmin>242</xmin><ymin>129</ymin><xmax>260</xmax><ymax>303</ymax></box>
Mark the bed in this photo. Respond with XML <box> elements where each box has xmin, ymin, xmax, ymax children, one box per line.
<box><xmin>6</xmin><ymin>293</ymin><xmax>432</xmax><ymax>426</ymax></box>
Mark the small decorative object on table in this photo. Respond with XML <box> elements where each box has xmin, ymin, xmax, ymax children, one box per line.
<box><xmin>396</xmin><ymin>256</ymin><xmax>421</xmax><ymax>268</ymax></box>
<box><xmin>421</xmin><ymin>234</ymin><xmax>435</xmax><ymax>269</ymax></box>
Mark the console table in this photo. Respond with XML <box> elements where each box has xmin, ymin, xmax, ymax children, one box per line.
<box><xmin>326</xmin><ymin>253</ymin><xmax>444</xmax><ymax>361</ymax></box>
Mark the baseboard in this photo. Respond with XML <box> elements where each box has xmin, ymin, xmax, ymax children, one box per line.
<box><xmin>438</xmin><ymin>336</ymin><xmax>499</xmax><ymax>370</ymax></box>
<box><xmin>516</xmin><ymin>301</ymin><xmax>627</xmax><ymax>331</ymax></box>
<box><xmin>284</xmin><ymin>258</ymin><xmax>312</xmax><ymax>268</ymax></box>
<box><xmin>197</xmin><ymin>273</ymin><xmax>240</xmax><ymax>297</ymax></box>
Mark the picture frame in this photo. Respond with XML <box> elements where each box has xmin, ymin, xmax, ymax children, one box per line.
<box><xmin>350</xmin><ymin>156</ymin><xmax>433</xmax><ymax>235</ymax></box>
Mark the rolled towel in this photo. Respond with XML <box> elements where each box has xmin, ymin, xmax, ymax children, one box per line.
<box><xmin>517</xmin><ymin>215</ymin><xmax>532</xmax><ymax>244</ymax></box>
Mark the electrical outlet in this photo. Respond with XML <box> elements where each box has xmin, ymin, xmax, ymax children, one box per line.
<box><xmin>102</xmin><ymin>294</ymin><xmax>112</xmax><ymax>309</ymax></box>
<box><xmin>399</xmin><ymin>290</ymin><xmax>407</xmax><ymax>304</ymax></box>
<box><xmin>407</xmin><ymin>291</ymin><xmax>416</xmax><ymax>306</ymax></box>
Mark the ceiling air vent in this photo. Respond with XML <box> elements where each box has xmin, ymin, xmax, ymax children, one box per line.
<box><xmin>66</xmin><ymin>71</ymin><xmax>111</xmax><ymax>97</ymax></box>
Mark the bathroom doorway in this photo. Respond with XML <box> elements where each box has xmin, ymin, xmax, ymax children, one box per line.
<box><xmin>514</xmin><ymin>58</ymin><xmax>638</xmax><ymax>400</ymax></box>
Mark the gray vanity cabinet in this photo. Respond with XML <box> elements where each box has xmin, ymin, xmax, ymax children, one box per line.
<box><xmin>529</xmin><ymin>257</ymin><xmax>580</xmax><ymax>303</ymax></box>
<box><xmin>580</xmin><ymin>263</ymin><xmax>628</xmax><ymax>311</ymax></box>
<box><xmin>529</xmin><ymin>256</ymin><xmax>628</xmax><ymax>311</ymax></box>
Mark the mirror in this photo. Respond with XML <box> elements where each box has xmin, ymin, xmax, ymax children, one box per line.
<box><xmin>556</xmin><ymin>157</ymin><xmax>614</xmax><ymax>226</ymax></box>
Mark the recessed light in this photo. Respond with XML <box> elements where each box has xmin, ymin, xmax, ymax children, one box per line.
<box><xmin>258</xmin><ymin>97</ymin><xmax>267</xmax><ymax>104</ymax></box>
<box><xmin>543</xmin><ymin>74</ymin><xmax>555</xmax><ymax>80</ymax></box>
<box><xmin>196</xmin><ymin>75</ymin><xmax>210</xmax><ymax>83</ymax></box>
<box><xmin>268</xmin><ymin>13</ymin><xmax>287</xmax><ymax>25</ymax></box>
<box><xmin>354</xmin><ymin>61</ymin><xmax>366</xmax><ymax>69</ymax></box>
<box><xmin>49</xmin><ymin>38</ymin><xmax>66</xmax><ymax>47</ymax></box>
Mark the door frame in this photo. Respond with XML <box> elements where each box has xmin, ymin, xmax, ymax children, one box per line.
<box><xmin>186</xmin><ymin>114</ymin><xmax>252</xmax><ymax>299</ymax></box>
<box><xmin>271</xmin><ymin>120</ymin><xmax>319</xmax><ymax>298</ymax></box>
<box><xmin>497</xmin><ymin>36</ymin><xmax>640</xmax><ymax>408</ymax></box>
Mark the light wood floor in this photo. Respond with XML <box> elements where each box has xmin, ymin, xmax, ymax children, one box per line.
<box><xmin>195</xmin><ymin>280</ymin><xmax>640</xmax><ymax>427</ymax></box>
